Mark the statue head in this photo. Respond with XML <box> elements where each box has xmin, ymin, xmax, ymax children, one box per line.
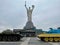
<box><xmin>29</xmin><ymin>7</ymin><xmax>31</xmax><ymax>9</ymax></box>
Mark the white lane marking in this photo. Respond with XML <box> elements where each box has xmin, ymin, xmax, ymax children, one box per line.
<box><xmin>49</xmin><ymin>42</ymin><xmax>59</xmax><ymax>45</ymax></box>
<box><xmin>21</xmin><ymin>38</ymin><xmax>30</xmax><ymax>45</ymax></box>
<box><xmin>36</xmin><ymin>37</ymin><xmax>40</xmax><ymax>40</ymax></box>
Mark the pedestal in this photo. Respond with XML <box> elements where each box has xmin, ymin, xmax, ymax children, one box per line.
<box><xmin>24</xmin><ymin>21</ymin><xmax>36</xmax><ymax>30</ymax></box>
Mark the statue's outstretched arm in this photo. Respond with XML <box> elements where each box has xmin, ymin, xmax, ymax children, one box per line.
<box><xmin>25</xmin><ymin>5</ymin><xmax>28</xmax><ymax>10</ymax></box>
<box><xmin>25</xmin><ymin>1</ymin><xmax>28</xmax><ymax>10</ymax></box>
<box><xmin>32</xmin><ymin>5</ymin><xmax>35</xmax><ymax>11</ymax></box>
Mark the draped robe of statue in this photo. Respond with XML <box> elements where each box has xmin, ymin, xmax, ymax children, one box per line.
<box><xmin>25</xmin><ymin>6</ymin><xmax>33</xmax><ymax>21</ymax></box>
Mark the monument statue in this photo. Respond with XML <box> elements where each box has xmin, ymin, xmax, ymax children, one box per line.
<box><xmin>24</xmin><ymin>1</ymin><xmax>36</xmax><ymax>30</ymax></box>
<box><xmin>25</xmin><ymin>1</ymin><xmax>35</xmax><ymax>21</ymax></box>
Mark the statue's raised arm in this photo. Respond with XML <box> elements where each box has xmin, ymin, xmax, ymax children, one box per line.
<box><xmin>32</xmin><ymin>5</ymin><xmax>35</xmax><ymax>11</ymax></box>
<box><xmin>25</xmin><ymin>1</ymin><xmax>28</xmax><ymax>10</ymax></box>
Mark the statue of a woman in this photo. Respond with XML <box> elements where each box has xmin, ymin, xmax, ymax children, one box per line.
<box><xmin>25</xmin><ymin>1</ymin><xmax>35</xmax><ymax>21</ymax></box>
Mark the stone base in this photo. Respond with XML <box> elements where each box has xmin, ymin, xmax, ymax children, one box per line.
<box><xmin>24</xmin><ymin>21</ymin><xmax>36</xmax><ymax>30</ymax></box>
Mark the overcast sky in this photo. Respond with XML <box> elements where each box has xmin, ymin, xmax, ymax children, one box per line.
<box><xmin>0</xmin><ymin>0</ymin><xmax>60</xmax><ymax>32</ymax></box>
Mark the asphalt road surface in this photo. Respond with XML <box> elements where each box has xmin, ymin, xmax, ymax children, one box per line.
<box><xmin>0</xmin><ymin>37</ymin><xmax>60</xmax><ymax>45</ymax></box>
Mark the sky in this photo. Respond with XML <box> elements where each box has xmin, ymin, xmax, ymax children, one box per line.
<box><xmin>0</xmin><ymin>0</ymin><xmax>60</xmax><ymax>32</ymax></box>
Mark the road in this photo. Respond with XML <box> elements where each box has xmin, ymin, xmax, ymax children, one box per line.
<box><xmin>0</xmin><ymin>37</ymin><xmax>60</xmax><ymax>45</ymax></box>
<box><xmin>28</xmin><ymin>37</ymin><xmax>60</xmax><ymax>45</ymax></box>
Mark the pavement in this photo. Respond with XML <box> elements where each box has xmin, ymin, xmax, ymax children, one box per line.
<box><xmin>0</xmin><ymin>37</ymin><xmax>60</xmax><ymax>45</ymax></box>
